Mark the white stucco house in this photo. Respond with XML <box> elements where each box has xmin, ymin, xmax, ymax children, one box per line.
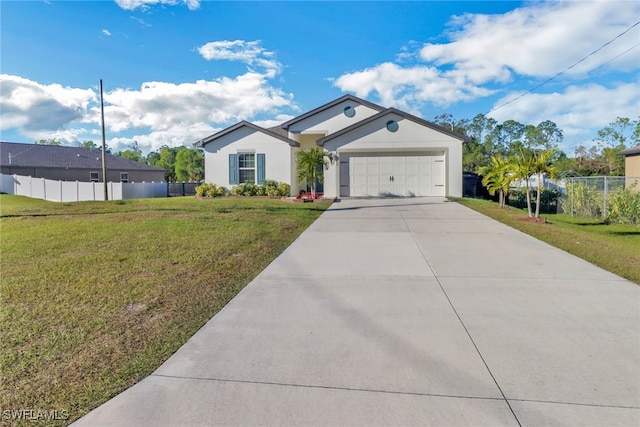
<box><xmin>194</xmin><ymin>95</ymin><xmax>470</xmax><ymax>199</ymax></box>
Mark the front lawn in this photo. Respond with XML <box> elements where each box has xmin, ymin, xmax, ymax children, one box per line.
<box><xmin>0</xmin><ymin>195</ymin><xmax>330</xmax><ymax>425</ymax></box>
<box><xmin>455</xmin><ymin>197</ymin><xmax>640</xmax><ymax>285</ymax></box>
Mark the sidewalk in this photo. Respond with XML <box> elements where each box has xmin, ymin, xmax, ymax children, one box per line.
<box><xmin>74</xmin><ymin>198</ymin><xmax>640</xmax><ymax>426</ymax></box>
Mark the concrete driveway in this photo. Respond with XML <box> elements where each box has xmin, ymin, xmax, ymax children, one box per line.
<box><xmin>75</xmin><ymin>198</ymin><xmax>639</xmax><ymax>426</ymax></box>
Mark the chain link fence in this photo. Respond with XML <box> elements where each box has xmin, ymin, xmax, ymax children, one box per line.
<box><xmin>507</xmin><ymin>176</ymin><xmax>639</xmax><ymax>224</ymax></box>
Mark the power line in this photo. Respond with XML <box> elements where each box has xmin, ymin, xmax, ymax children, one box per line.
<box><xmin>487</xmin><ymin>20</ymin><xmax>640</xmax><ymax>115</ymax></box>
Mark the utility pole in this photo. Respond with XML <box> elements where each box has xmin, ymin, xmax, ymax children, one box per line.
<box><xmin>99</xmin><ymin>79</ymin><xmax>108</xmax><ymax>201</ymax></box>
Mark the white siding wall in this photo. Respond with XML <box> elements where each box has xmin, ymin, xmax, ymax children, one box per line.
<box><xmin>322</xmin><ymin>114</ymin><xmax>463</xmax><ymax>198</ymax></box>
<box><xmin>203</xmin><ymin>127</ymin><xmax>294</xmax><ymax>194</ymax></box>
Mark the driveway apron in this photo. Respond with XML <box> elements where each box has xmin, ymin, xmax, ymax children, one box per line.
<box><xmin>74</xmin><ymin>198</ymin><xmax>640</xmax><ymax>426</ymax></box>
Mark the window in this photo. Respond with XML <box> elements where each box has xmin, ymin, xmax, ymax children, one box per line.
<box><xmin>343</xmin><ymin>105</ymin><xmax>356</xmax><ymax>117</ymax></box>
<box><xmin>238</xmin><ymin>153</ymin><xmax>256</xmax><ymax>183</ymax></box>
<box><xmin>120</xmin><ymin>172</ymin><xmax>129</xmax><ymax>183</ymax></box>
<box><xmin>386</xmin><ymin>120</ymin><xmax>399</xmax><ymax>132</ymax></box>
<box><xmin>90</xmin><ymin>172</ymin><xmax>99</xmax><ymax>182</ymax></box>
<box><xmin>229</xmin><ymin>153</ymin><xmax>265</xmax><ymax>185</ymax></box>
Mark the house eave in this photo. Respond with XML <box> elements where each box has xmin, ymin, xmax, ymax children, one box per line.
<box><xmin>194</xmin><ymin>121</ymin><xmax>299</xmax><ymax>148</ymax></box>
<box><xmin>316</xmin><ymin>108</ymin><xmax>472</xmax><ymax>147</ymax></box>
<box><xmin>280</xmin><ymin>94</ymin><xmax>385</xmax><ymax>130</ymax></box>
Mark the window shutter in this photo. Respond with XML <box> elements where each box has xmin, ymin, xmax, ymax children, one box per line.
<box><xmin>257</xmin><ymin>153</ymin><xmax>265</xmax><ymax>185</ymax></box>
<box><xmin>229</xmin><ymin>154</ymin><xmax>238</xmax><ymax>185</ymax></box>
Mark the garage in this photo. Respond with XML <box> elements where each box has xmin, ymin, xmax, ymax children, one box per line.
<box><xmin>318</xmin><ymin>107</ymin><xmax>468</xmax><ymax>199</ymax></box>
<box><xmin>340</xmin><ymin>152</ymin><xmax>445</xmax><ymax>197</ymax></box>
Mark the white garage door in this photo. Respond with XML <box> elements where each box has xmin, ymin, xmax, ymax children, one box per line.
<box><xmin>344</xmin><ymin>153</ymin><xmax>445</xmax><ymax>197</ymax></box>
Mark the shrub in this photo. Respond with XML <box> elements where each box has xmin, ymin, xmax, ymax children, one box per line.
<box><xmin>508</xmin><ymin>188</ymin><xmax>560</xmax><ymax>213</ymax></box>
<box><xmin>606</xmin><ymin>184</ymin><xmax>640</xmax><ymax>225</ymax></box>
<box><xmin>195</xmin><ymin>183</ymin><xmax>227</xmax><ymax>197</ymax></box>
<box><xmin>564</xmin><ymin>182</ymin><xmax>602</xmax><ymax>217</ymax></box>
<box><xmin>231</xmin><ymin>180</ymin><xmax>290</xmax><ymax>197</ymax></box>
<box><xmin>277</xmin><ymin>182</ymin><xmax>291</xmax><ymax>197</ymax></box>
<box><xmin>231</xmin><ymin>183</ymin><xmax>259</xmax><ymax>196</ymax></box>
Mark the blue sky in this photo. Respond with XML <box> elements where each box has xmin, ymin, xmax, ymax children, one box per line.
<box><xmin>1</xmin><ymin>0</ymin><xmax>639</xmax><ymax>155</ymax></box>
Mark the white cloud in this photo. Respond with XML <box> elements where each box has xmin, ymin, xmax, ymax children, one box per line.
<box><xmin>92</xmin><ymin>72</ymin><xmax>293</xmax><ymax>134</ymax></box>
<box><xmin>21</xmin><ymin>128</ymin><xmax>94</xmax><ymax>146</ymax></box>
<box><xmin>419</xmin><ymin>1</ymin><xmax>640</xmax><ymax>84</ymax></box>
<box><xmin>0</xmin><ymin>74</ymin><xmax>96</xmax><ymax>132</ymax></box>
<box><xmin>2</xmin><ymin>69</ymin><xmax>295</xmax><ymax>152</ymax></box>
<box><xmin>102</xmin><ymin>29</ymin><xmax>111</xmax><ymax>36</ymax></box>
<box><xmin>108</xmin><ymin>122</ymin><xmax>217</xmax><ymax>154</ymax></box>
<box><xmin>489</xmin><ymin>81</ymin><xmax>640</xmax><ymax>143</ymax></box>
<box><xmin>333</xmin><ymin>1</ymin><xmax>640</xmax><ymax>106</ymax></box>
<box><xmin>333</xmin><ymin>62</ymin><xmax>493</xmax><ymax>111</ymax></box>
<box><xmin>114</xmin><ymin>0</ymin><xmax>199</xmax><ymax>11</ymax></box>
<box><xmin>198</xmin><ymin>40</ymin><xmax>282</xmax><ymax>77</ymax></box>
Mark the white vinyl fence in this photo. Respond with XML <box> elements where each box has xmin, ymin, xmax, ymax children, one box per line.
<box><xmin>0</xmin><ymin>174</ymin><xmax>168</xmax><ymax>202</ymax></box>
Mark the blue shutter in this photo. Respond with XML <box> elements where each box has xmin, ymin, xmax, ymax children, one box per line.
<box><xmin>257</xmin><ymin>153</ymin><xmax>265</xmax><ymax>185</ymax></box>
<box><xmin>229</xmin><ymin>154</ymin><xmax>238</xmax><ymax>185</ymax></box>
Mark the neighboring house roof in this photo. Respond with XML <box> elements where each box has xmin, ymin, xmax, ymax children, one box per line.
<box><xmin>618</xmin><ymin>145</ymin><xmax>640</xmax><ymax>156</ymax></box>
<box><xmin>194</xmin><ymin>121</ymin><xmax>299</xmax><ymax>148</ymax></box>
<box><xmin>280</xmin><ymin>94</ymin><xmax>385</xmax><ymax>130</ymax></box>
<box><xmin>0</xmin><ymin>141</ymin><xmax>165</xmax><ymax>171</ymax></box>
<box><xmin>316</xmin><ymin>107</ymin><xmax>472</xmax><ymax>146</ymax></box>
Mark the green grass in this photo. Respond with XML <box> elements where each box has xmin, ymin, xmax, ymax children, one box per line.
<box><xmin>0</xmin><ymin>195</ymin><xmax>330</xmax><ymax>426</ymax></box>
<box><xmin>454</xmin><ymin>197</ymin><xmax>640</xmax><ymax>285</ymax></box>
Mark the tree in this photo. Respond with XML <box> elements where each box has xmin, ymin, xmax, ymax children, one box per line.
<box><xmin>36</xmin><ymin>139</ymin><xmax>61</xmax><ymax>145</ymax></box>
<box><xmin>497</xmin><ymin>120</ymin><xmax>525</xmax><ymax>156</ymax></box>
<box><xmin>462</xmin><ymin>114</ymin><xmax>498</xmax><ymax>173</ymax></box>
<box><xmin>116</xmin><ymin>141</ymin><xmax>146</xmax><ymax>163</ymax></box>
<box><xmin>296</xmin><ymin>148</ymin><xmax>333</xmax><ymax>198</ymax></box>
<box><xmin>593</xmin><ymin>117</ymin><xmax>639</xmax><ymax>176</ymax></box>
<box><xmin>478</xmin><ymin>155</ymin><xmax>515</xmax><ymax>208</ymax></box>
<box><xmin>524</xmin><ymin>120</ymin><xmax>563</xmax><ymax>151</ymax></box>
<box><xmin>148</xmin><ymin>146</ymin><xmax>179</xmax><ymax>181</ymax></box>
<box><xmin>433</xmin><ymin>113</ymin><xmax>469</xmax><ymax>134</ymax></box>
<box><xmin>531</xmin><ymin>149</ymin><xmax>557</xmax><ymax>219</ymax></box>
<box><xmin>80</xmin><ymin>140</ymin><xmax>98</xmax><ymax>150</ymax></box>
<box><xmin>175</xmin><ymin>147</ymin><xmax>204</xmax><ymax>182</ymax></box>
<box><xmin>514</xmin><ymin>149</ymin><xmax>536</xmax><ymax>218</ymax></box>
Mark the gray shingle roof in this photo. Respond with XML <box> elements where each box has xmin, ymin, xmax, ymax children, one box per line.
<box><xmin>0</xmin><ymin>142</ymin><xmax>165</xmax><ymax>171</ymax></box>
<box><xmin>618</xmin><ymin>145</ymin><xmax>640</xmax><ymax>156</ymax></box>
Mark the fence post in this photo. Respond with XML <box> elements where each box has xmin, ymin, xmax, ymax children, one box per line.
<box><xmin>603</xmin><ymin>176</ymin><xmax>607</xmax><ymax>222</ymax></box>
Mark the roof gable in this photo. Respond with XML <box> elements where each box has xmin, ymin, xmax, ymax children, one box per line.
<box><xmin>195</xmin><ymin>121</ymin><xmax>299</xmax><ymax>148</ymax></box>
<box><xmin>317</xmin><ymin>108</ymin><xmax>471</xmax><ymax>146</ymax></box>
<box><xmin>280</xmin><ymin>94</ymin><xmax>385</xmax><ymax>130</ymax></box>
<box><xmin>0</xmin><ymin>142</ymin><xmax>165</xmax><ymax>171</ymax></box>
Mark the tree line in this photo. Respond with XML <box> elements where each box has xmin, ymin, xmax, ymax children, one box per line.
<box><xmin>432</xmin><ymin>115</ymin><xmax>639</xmax><ymax>177</ymax></box>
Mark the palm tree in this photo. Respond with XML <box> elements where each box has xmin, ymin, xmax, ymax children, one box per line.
<box><xmin>478</xmin><ymin>155</ymin><xmax>514</xmax><ymax>208</ymax></box>
<box><xmin>514</xmin><ymin>149</ymin><xmax>536</xmax><ymax>217</ymax></box>
<box><xmin>531</xmin><ymin>148</ymin><xmax>557</xmax><ymax>219</ymax></box>
<box><xmin>296</xmin><ymin>148</ymin><xmax>333</xmax><ymax>198</ymax></box>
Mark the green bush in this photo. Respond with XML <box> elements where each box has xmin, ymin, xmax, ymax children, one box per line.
<box><xmin>230</xmin><ymin>180</ymin><xmax>290</xmax><ymax>197</ymax></box>
<box><xmin>231</xmin><ymin>183</ymin><xmax>258</xmax><ymax>196</ymax></box>
<box><xmin>195</xmin><ymin>183</ymin><xmax>227</xmax><ymax>197</ymax></box>
<box><xmin>277</xmin><ymin>182</ymin><xmax>291</xmax><ymax>197</ymax></box>
<box><xmin>508</xmin><ymin>188</ymin><xmax>560</xmax><ymax>213</ymax></box>
<box><xmin>564</xmin><ymin>182</ymin><xmax>602</xmax><ymax>217</ymax></box>
<box><xmin>606</xmin><ymin>184</ymin><xmax>640</xmax><ymax>225</ymax></box>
